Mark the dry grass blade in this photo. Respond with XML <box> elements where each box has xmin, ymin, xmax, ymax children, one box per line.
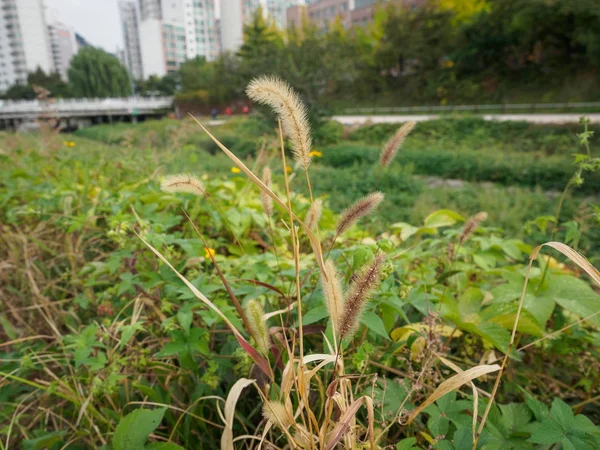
<box><xmin>439</xmin><ymin>356</ymin><xmax>480</xmax><ymax>440</ymax></box>
<box><xmin>380</xmin><ymin>121</ymin><xmax>416</xmax><ymax>168</ymax></box>
<box><xmin>531</xmin><ymin>241</ymin><xmax>600</xmax><ymax>286</ymax></box>
<box><xmin>324</xmin><ymin>395</ymin><xmax>375</xmax><ymax>450</ymax></box>
<box><xmin>189</xmin><ymin>114</ymin><xmax>328</xmax><ymax>280</ymax></box>
<box><xmin>246</xmin><ymin>76</ymin><xmax>312</xmax><ymax>169</ymax></box>
<box><xmin>406</xmin><ymin>364</ymin><xmax>500</xmax><ymax>425</ymax></box>
<box><xmin>221</xmin><ymin>378</ymin><xmax>255</xmax><ymax>450</ymax></box>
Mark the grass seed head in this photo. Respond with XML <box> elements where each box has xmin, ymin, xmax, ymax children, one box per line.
<box><xmin>321</xmin><ymin>260</ymin><xmax>344</xmax><ymax>335</ymax></box>
<box><xmin>161</xmin><ymin>173</ymin><xmax>205</xmax><ymax>196</ymax></box>
<box><xmin>380</xmin><ymin>121</ymin><xmax>416</xmax><ymax>168</ymax></box>
<box><xmin>245</xmin><ymin>299</ymin><xmax>270</xmax><ymax>355</ymax></box>
<box><xmin>305</xmin><ymin>199</ymin><xmax>323</xmax><ymax>230</ymax></box>
<box><xmin>337</xmin><ymin>192</ymin><xmax>384</xmax><ymax>235</ymax></box>
<box><xmin>262</xmin><ymin>400</ymin><xmax>293</xmax><ymax>430</ymax></box>
<box><xmin>246</xmin><ymin>76</ymin><xmax>312</xmax><ymax>170</ymax></box>
<box><xmin>338</xmin><ymin>253</ymin><xmax>385</xmax><ymax>340</ymax></box>
<box><xmin>459</xmin><ymin>211</ymin><xmax>488</xmax><ymax>245</ymax></box>
<box><xmin>261</xmin><ymin>166</ymin><xmax>273</xmax><ymax>217</ymax></box>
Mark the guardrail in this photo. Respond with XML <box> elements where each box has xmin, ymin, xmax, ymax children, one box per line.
<box><xmin>342</xmin><ymin>102</ymin><xmax>600</xmax><ymax>114</ymax></box>
<box><xmin>0</xmin><ymin>96</ymin><xmax>173</xmax><ymax>119</ymax></box>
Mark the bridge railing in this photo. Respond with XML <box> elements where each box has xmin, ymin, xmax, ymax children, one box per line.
<box><xmin>0</xmin><ymin>97</ymin><xmax>173</xmax><ymax>114</ymax></box>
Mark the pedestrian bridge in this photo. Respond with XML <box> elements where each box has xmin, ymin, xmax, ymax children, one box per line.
<box><xmin>0</xmin><ymin>96</ymin><xmax>173</xmax><ymax>129</ymax></box>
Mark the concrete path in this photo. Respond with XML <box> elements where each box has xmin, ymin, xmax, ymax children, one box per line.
<box><xmin>331</xmin><ymin>113</ymin><xmax>600</xmax><ymax>125</ymax></box>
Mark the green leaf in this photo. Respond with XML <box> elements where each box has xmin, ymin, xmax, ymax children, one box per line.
<box><xmin>113</xmin><ymin>407</ymin><xmax>167</xmax><ymax>450</ymax></box>
<box><xmin>423</xmin><ymin>209</ymin><xmax>464</xmax><ymax>228</ymax></box>
<box><xmin>551</xmin><ymin>398</ymin><xmax>574</xmax><ymax>429</ymax></box>
<box><xmin>361</xmin><ymin>310</ymin><xmax>391</xmax><ymax>340</ymax></box>
<box><xmin>520</xmin><ymin>388</ymin><xmax>549</xmax><ymax>421</ymax></box>
<box><xmin>177</xmin><ymin>302</ymin><xmax>193</xmax><ymax>334</ymax></box>
<box><xmin>545</xmin><ymin>274</ymin><xmax>600</xmax><ymax>327</ymax></box>
<box><xmin>22</xmin><ymin>431</ymin><xmax>66</xmax><ymax>450</ymax></box>
<box><xmin>453</xmin><ymin>426</ymin><xmax>473</xmax><ymax>449</ymax></box>
<box><xmin>529</xmin><ymin>418</ymin><xmax>565</xmax><ymax>445</ymax></box>
<box><xmin>302</xmin><ymin>305</ymin><xmax>329</xmax><ymax>325</ymax></box>
<box><xmin>146</xmin><ymin>443</ymin><xmax>185</xmax><ymax>450</ymax></box>
<box><xmin>396</xmin><ymin>437</ymin><xmax>418</xmax><ymax>450</ymax></box>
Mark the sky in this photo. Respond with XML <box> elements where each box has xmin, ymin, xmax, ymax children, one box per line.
<box><xmin>45</xmin><ymin>0</ymin><xmax>124</xmax><ymax>53</ymax></box>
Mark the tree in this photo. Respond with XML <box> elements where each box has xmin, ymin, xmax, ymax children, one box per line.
<box><xmin>2</xmin><ymin>67</ymin><xmax>71</xmax><ymax>100</ymax></box>
<box><xmin>68</xmin><ymin>47</ymin><xmax>132</xmax><ymax>98</ymax></box>
<box><xmin>136</xmin><ymin>73</ymin><xmax>180</xmax><ymax>96</ymax></box>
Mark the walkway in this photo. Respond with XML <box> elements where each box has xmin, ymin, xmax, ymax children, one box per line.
<box><xmin>331</xmin><ymin>113</ymin><xmax>600</xmax><ymax>125</ymax></box>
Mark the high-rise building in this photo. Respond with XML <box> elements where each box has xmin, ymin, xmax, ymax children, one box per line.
<box><xmin>137</xmin><ymin>0</ymin><xmax>219</xmax><ymax>78</ymax></box>
<box><xmin>47</xmin><ymin>20</ymin><xmax>77</xmax><ymax>81</ymax></box>
<box><xmin>265</xmin><ymin>0</ymin><xmax>300</xmax><ymax>29</ymax></box>
<box><xmin>219</xmin><ymin>0</ymin><xmax>261</xmax><ymax>53</ymax></box>
<box><xmin>140</xmin><ymin>18</ymin><xmax>187</xmax><ymax>77</ymax></box>
<box><xmin>305</xmin><ymin>0</ymin><xmax>352</xmax><ymax>31</ymax></box>
<box><xmin>139</xmin><ymin>0</ymin><xmax>162</xmax><ymax>20</ymax></box>
<box><xmin>118</xmin><ymin>0</ymin><xmax>143</xmax><ymax>79</ymax></box>
<box><xmin>0</xmin><ymin>0</ymin><xmax>53</xmax><ymax>92</ymax></box>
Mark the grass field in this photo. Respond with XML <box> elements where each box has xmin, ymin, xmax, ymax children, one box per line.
<box><xmin>1</xmin><ymin>115</ymin><xmax>599</xmax><ymax>449</ymax></box>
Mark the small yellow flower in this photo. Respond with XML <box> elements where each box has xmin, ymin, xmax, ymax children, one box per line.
<box><xmin>285</xmin><ymin>165</ymin><xmax>293</xmax><ymax>174</ymax></box>
<box><xmin>204</xmin><ymin>247</ymin><xmax>216</xmax><ymax>259</ymax></box>
<box><xmin>230</xmin><ymin>167</ymin><xmax>241</xmax><ymax>174</ymax></box>
<box><xmin>62</xmin><ymin>141</ymin><xmax>69</xmax><ymax>147</ymax></box>
<box><xmin>309</xmin><ymin>150</ymin><xmax>322</xmax><ymax>158</ymax></box>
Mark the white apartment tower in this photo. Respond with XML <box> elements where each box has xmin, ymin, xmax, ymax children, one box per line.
<box><xmin>138</xmin><ymin>0</ymin><xmax>220</xmax><ymax>78</ymax></box>
<box><xmin>47</xmin><ymin>20</ymin><xmax>77</xmax><ymax>81</ymax></box>
<box><xmin>0</xmin><ymin>0</ymin><xmax>53</xmax><ymax>92</ymax></box>
<box><xmin>220</xmin><ymin>0</ymin><xmax>261</xmax><ymax>53</ymax></box>
<box><xmin>118</xmin><ymin>0</ymin><xmax>143</xmax><ymax>79</ymax></box>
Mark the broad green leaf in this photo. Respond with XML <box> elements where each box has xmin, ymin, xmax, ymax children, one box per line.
<box><xmin>361</xmin><ymin>310</ymin><xmax>391</xmax><ymax>340</ymax></box>
<box><xmin>453</xmin><ymin>426</ymin><xmax>473</xmax><ymax>449</ymax></box>
<box><xmin>529</xmin><ymin>418</ymin><xmax>566</xmax><ymax>445</ymax></box>
<box><xmin>423</xmin><ymin>209</ymin><xmax>464</xmax><ymax>228</ymax></box>
<box><xmin>302</xmin><ymin>305</ymin><xmax>329</xmax><ymax>325</ymax></box>
<box><xmin>551</xmin><ymin>398</ymin><xmax>574</xmax><ymax>429</ymax></box>
<box><xmin>545</xmin><ymin>274</ymin><xmax>600</xmax><ymax>327</ymax></box>
<box><xmin>177</xmin><ymin>302</ymin><xmax>193</xmax><ymax>334</ymax></box>
<box><xmin>113</xmin><ymin>407</ymin><xmax>167</xmax><ymax>450</ymax></box>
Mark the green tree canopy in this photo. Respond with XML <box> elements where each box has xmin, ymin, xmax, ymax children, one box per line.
<box><xmin>68</xmin><ymin>47</ymin><xmax>132</xmax><ymax>98</ymax></box>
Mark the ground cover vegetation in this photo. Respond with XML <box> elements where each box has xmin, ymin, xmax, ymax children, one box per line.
<box><xmin>1</xmin><ymin>79</ymin><xmax>600</xmax><ymax>449</ymax></box>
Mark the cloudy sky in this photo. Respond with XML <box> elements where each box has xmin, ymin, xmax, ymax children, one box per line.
<box><xmin>45</xmin><ymin>0</ymin><xmax>124</xmax><ymax>52</ymax></box>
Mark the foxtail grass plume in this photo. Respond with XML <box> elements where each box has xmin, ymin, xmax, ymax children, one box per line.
<box><xmin>161</xmin><ymin>174</ymin><xmax>205</xmax><ymax>196</ymax></box>
<box><xmin>459</xmin><ymin>211</ymin><xmax>488</xmax><ymax>245</ymax></box>
<box><xmin>336</xmin><ymin>192</ymin><xmax>384</xmax><ymax>235</ymax></box>
<box><xmin>321</xmin><ymin>260</ymin><xmax>344</xmax><ymax>334</ymax></box>
<box><xmin>246</xmin><ymin>76</ymin><xmax>312</xmax><ymax>169</ymax></box>
<box><xmin>245</xmin><ymin>299</ymin><xmax>270</xmax><ymax>355</ymax></box>
<box><xmin>338</xmin><ymin>253</ymin><xmax>385</xmax><ymax>340</ymax></box>
<box><xmin>305</xmin><ymin>199</ymin><xmax>322</xmax><ymax>230</ymax></box>
<box><xmin>261</xmin><ymin>167</ymin><xmax>273</xmax><ymax>217</ymax></box>
<box><xmin>380</xmin><ymin>121</ymin><xmax>416</xmax><ymax>168</ymax></box>
<box><xmin>262</xmin><ymin>401</ymin><xmax>293</xmax><ymax>430</ymax></box>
